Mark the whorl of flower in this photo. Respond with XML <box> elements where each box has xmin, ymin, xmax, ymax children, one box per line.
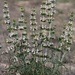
<box><xmin>7</xmin><ymin>19</ymin><xmax>17</xmax><ymax>38</ymax></box>
<box><xmin>40</xmin><ymin>1</ymin><xmax>47</xmax><ymax>31</ymax></box>
<box><xmin>18</xmin><ymin>6</ymin><xmax>27</xmax><ymax>41</ymax></box>
<box><xmin>7</xmin><ymin>19</ymin><xmax>18</xmax><ymax>52</ymax></box>
<box><xmin>65</xmin><ymin>12</ymin><xmax>73</xmax><ymax>50</ymax></box>
<box><xmin>18</xmin><ymin>6</ymin><xmax>30</xmax><ymax>53</ymax></box>
<box><xmin>18</xmin><ymin>6</ymin><xmax>25</xmax><ymax>42</ymax></box>
<box><xmin>12</xmin><ymin>19</ymin><xmax>18</xmax><ymax>31</ymax></box>
<box><xmin>21</xmin><ymin>18</ymin><xmax>28</xmax><ymax>40</ymax></box>
<box><xmin>3</xmin><ymin>1</ymin><xmax>10</xmax><ymax>25</ymax></box>
<box><xmin>67</xmin><ymin>12</ymin><xmax>73</xmax><ymax>40</ymax></box>
<box><xmin>23</xmin><ymin>19</ymin><xmax>30</xmax><ymax>51</ymax></box>
<box><xmin>46</xmin><ymin>0</ymin><xmax>56</xmax><ymax>22</ymax></box>
<box><xmin>40</xmin><ymin>0</ymin><xmax>56</xmax><ymax>61</ymax></box>
<box><xmin>59</xmin><ymin>12</ymin><xmax>73</xmax><ymax>51</ymax></box>
<box><xmin>18</xmin><ymin>6</ymin><xmax>24</xmax><ymax>24</ymax></box>
<box><xmin>30</xmin><ymin>7</ymin><xmax>39</xmax><ymax>62</ymax></box>
<box><xmin>39</xmin><ymin>1</ymin><xmax>48</xmax><ymax>55</ymax></box>
<box><xmin>46</xmin><ymin>0</ymin><xmax>56</xmax><ymax>39</ymax></box>
<box><xmin>3</xmin><ymin>1</ymin><xmax>18</xmax><ymax>56</ymax></box>
<box><xmin>3</xmin><ymin>1</ymin><xmax>12</xmax><ymax>46</ymax></box>
<box><xmin>30</xmin><ymin>7</ymin><xmax>38</xmax><ymax>42</ymax></box>
<box><xmin>40</xmin><ymin>0</ymin><xmax>56</xmax><ymax>47</ymax></box>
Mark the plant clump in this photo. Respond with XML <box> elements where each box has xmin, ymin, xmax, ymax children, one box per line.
<box><xmin>2</xmin><ymin>0</ymin><xmax>73</xmax><ymax>75</ymax></box>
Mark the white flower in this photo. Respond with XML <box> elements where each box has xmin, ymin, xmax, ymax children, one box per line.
<box><xmin>33</xmin><ymin>51</ymin><xmax>35</xmax><ymax>54</ymax></box>
<box><xmin>2</xmin><ymin>51</ymin><xmax>4</xmax><ymax>54</ymax></box>
<box><xmin>6</xmin><ymin>39</ymin><xmax>12</xmax><ymax>43</ymax></box>
<box><xmin>34</xmin><ymin>36</ymin><xmax>39</xmax><ymax>41</ymax></box>
<box><xmin>42</xmin><ymin>25</ymin><xmax>44</xmax><ymax>28</ymax></box>
<box><xmin>33</xmin><ymin>21</ymin><xmax>37</xmax><ymax>25</ymax></box>
<box><xmin>51</xmin><ymin>3</ymin><xmax>56</xmax><ymax>8</ymax></box>
<box><xmin>36</xmin><ymin>57</ymin><xmax>38</xmax><ymax>62</ymax></box>
<box><xmin>36</xmin><ymin>49</ymin><xmax>39</xmax><ymax>54</ymax></box>
<box><xmin>25</xmin><ymin>41</ymin><xmax>28</xmax><ymax>45</ymax></box>
<box><xmin>7</xmin><ymin>47</ymin><xmax>10</xmax><ymax>51</ymax></box>
<box><xmin>10</xmin><ymin>45</ymin><xmax>14</xmax><ymax>50</ymax></box>
<box><xmin>59</xmin><ymin>47</ymin><xmax>61</xmax><ymax>50</ymax></box>
<box><xmin>27</xmin><ymin>48</ymin><xmax>30</xmax><ymax>53</ymax></box>
<box><xmin>23</xmin><ymin>49</ymin><xmax>26</xmax><ymax>52</ymax></box>
<box><xmin>42</xmin><ymin>43</ymin><xmax>46</xmax><ymax>46</ymax></box>
<box><xmin>4</xmin><ymin>4</ymin><xmax>8</xmax><ymax>8</ymax></box>
<box><xmin>12</xmin><ymin>49</ymin><xmax>15</xmax><ymax>52</ymax></box>
<box><xmin>33</xmin><ymin>44</ymin><xmax>36</xmax><ymax>47</ymax></box>
<box><xmin>30</xmin><ymin>21</ymin><xmax>32</xmax><ymax>25</ymax></box>
<box><xmin>22</xmin><ymin>31</ymin><xmax>27</xmax><ymax>34</ymax></box>
<box><xmin>68</xmin><ymin>21</ymin><xmax>72</xmax><ymax>25</ymax></box>
<box><xmin>5</xmin><ymin>50</ymin><xmax>8</xmax><ymax>53</ymax></box>
<box><xmin>22</xmin><ymin>37</ymin><xmax>25</xmax><ymax>40</ymax></box>
<box><xmin>44</xmin><ymin>58</ymin><xmax>46</xmax><ymax>60</ymax></box>
<box><xmin>53</xmin><ymin>10</ymin><xmax>56</xmax><ymax>14</ymax></box>
<box><xmin>19</xmin><ymin>37</ymin><xmax>22</xmax><ymax>41</ymax></box>
<box><xmin>44</xmin><ymin>25</ymin><xmax>46</xmax><ymax>28</ymax></box>
<box><xmin>66</xmin><ymin>26</ymin><xmax>72</xmax><ymax>31</ymax></box>
<box><xmin>46</xmin><ymin>5</ymin><xmax>51</xmax><ymax>9</ymax></box>
<box><xmin>60</xmin><ymin>43</ymin><xmax>63</xmax><ymax>46</ymax></box>
<box><xmin>44</xmin><ymin>52</ymin><xmax>47</xmax><ymax>56</ymax></box>
<box><xmin>30</xmin><ymin>21</ymin><xmax>37</xmax><ymax>25</ymax></box>
<box><xmin>65</xmin><ymin>31</ymin><xmax>68</xmax><ymax>35</ymax></box>
<box><xmin>18</xmin><ymin>18</ymin><xmax>24</xmax><ymax>22</ymax></box>
<box><xmin>67</xmin><ymin>47</ymin><xmax>70</xmax><ymax>51</ymax></box>
<box><xmin>3</xmin><ymin>13</ymin><xmax>10</xmax><ymax>18</ymax></box>
<box><xmin>50</xmin><ymin>12</ymin><xmax>53</xmax><ymax>16</ymax></box>
<box><xmin>21</xmin><ymin>13</ymin><xmax>24</xmax><ymax>16</ymax></box>
<box><xmin>30</xmin><ymin>26</ymin><xmax>32</xmax><ymax>30</ymax></box>
<box><xmin>49</xmin><ymin>43</ymin><xmax>54</xmax><ymax>46</ymax></box>
<box><xmin>61</xmin><ymin>35</ymin><xmax>65</xmax><ymax>39</ymax></box>
<box><xmin>3</xmin><ymin>9</ymin><xmax>5</xmax><ymax>12</ymax></box>
<box><xmin>36</xmin><ymin>26</ymin><xmax>38</xmax><ymax>30</ymax></box>
<box><xmin>31</xmin><ymin>11</ymin><xmax>36</xmax><ymax>15</ymax></box>
<box><xmin>40</xmin><ymin>10</ymin><xmax>47</xmax><ymax>15</ymax></box>
<box><xmin>69</xmin><ymin>26</ymin><xmax>72</xmax><ymax>31</ymax></box>
<box><xmin>28</xmin><ymin>43</ymin><xmax>31</xmax><ymax>47</ymax></box>
<box><xmin>13</xmin><ymin>27</ymin><xmax>17</xmax><ymax>30</ymax></box>
<box><xmin>3</xmin><ymin>14</ymin><xmax>6</xmax><ymax>18</ymax></box>
<box><xmin>14</xmin><ymin>56</ymin><xmax>18</xmax><ymax>62</ymax></box>
<box><xmin>4</xmin><ymin>20</ymin><xmax>10</xmax><ymax>24</ymax></box>
<box><xmin>17</xmin><ymin>51</ymin><xmax>21</xmax><ymax>54</ymax></box>
<box><xmin>26</xmin><ymin>60</ymin><xmax>30</xmax><ymax>64</ymax></box>
<box><xmin>32</xmin><ymin>48</ymin><xmax>35</xmax><ymax>53</ymax></box>
<box><xmin>18</xmin><ymin>26</ymin><xmax>24</xmax><ymax>30</ymax></box>
<box><xmin>9</xmin><ymin>32</ymin><xmax>17</xmax><ymax>37</ymax></box>
<box><xmin>70</xmin><ymin>40</ymin><xmax>72</xmax><ymax>44</ymax></box>
<box><xmin>30</xmin><ymin>16</ymin><xmax>36</xmax><ymax>19</ymax></box>
<box><xmin>3</xmin><ymin>9</ymin><xmax>9</xmax><ymax>13</ymax></box>
<box><xmin>40</xmin><ymin>5</ymin><xmax>46</xmax><ymax>9</ymax></box>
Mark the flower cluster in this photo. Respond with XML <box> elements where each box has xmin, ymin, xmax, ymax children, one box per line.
<box><xmin>30</xmin><ymin>7</ymin><xmax>40</xmax><ymax>62</ymax></box>
<box><xmin>3</xmin><ymin>1</ymin><xmax>10</xmax><ymax>25</ymax></box>
<box><xmin>59</xmin><ymin>12</ymin><xmax>73</xmax><ymax>52</ymax></box>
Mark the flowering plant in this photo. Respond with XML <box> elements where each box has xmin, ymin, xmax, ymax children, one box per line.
<box><xmin>2</xmin><ymin>0</ymin><xmax>73</xmax><ymax>75</ymax></box>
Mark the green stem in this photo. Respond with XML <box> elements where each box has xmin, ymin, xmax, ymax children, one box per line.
<box><xmin>68</xmin><ymin>50</ymin><xmax>71</xmax><ymax>74</ymax></box>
